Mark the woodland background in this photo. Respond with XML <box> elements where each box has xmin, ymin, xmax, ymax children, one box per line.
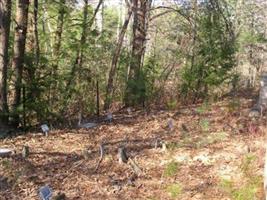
<box><xmin>1</xmin><ymin>1</ymin><xmax>267</xmax><ymax>200</ymax></box>
<box><xmin>0</xmin><ymin>0</ymin><xmax>266</xmax><ymax>129</ymax></box>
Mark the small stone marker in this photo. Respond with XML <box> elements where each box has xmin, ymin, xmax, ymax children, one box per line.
<box><xmin>167</xmin><ymin>118</ymin><xmax>174</xmax><ymax>132</ymax></box>
<box><xmin>106</xmin><ymin>112</ymin><xmax>113</xmax><ymax>122</ymax></box>
<box><xmin>38</xmin><ymin>185</ymin><xmax>53</xmax><ymax>200</ymax></box>
<box><xmin>0</xmin><ymin>148</ymin><xmax>12</xmax><ymax>157</ymax></box>
<box><xmin>127</xmin><ymin>108</ymin><xmax>132</xmax><ymax>115</ymax></box>
<box><xmin>162</xmin><ymin>141</ymin><xmax>167</xmax><ymax>151</ymax></box>
<box><xmin>41</xmin><ymin>124</ymin><xmax>49</xmax><ymax>137</ymax></box>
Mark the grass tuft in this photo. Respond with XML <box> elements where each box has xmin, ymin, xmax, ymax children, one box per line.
<box><xmin>166</xmin><ymin>183</ymin><xmax>182</xmax><ymax>199</ymax></box>
<box><xmin>164</xmin><ymin>161</ymin><xmax>180</xmax><ymax>177</ymax></box>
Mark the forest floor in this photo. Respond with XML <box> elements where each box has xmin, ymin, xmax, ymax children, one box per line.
<box><xmin>0</xmin><ymin>94</ymin><xmax>266</xmax><ymax>200</ymax></box>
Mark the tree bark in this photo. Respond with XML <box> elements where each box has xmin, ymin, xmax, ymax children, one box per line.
<box><xmin>0</xmin><ymin>0</ymin><xmax>12</xmax><ymax>125</ymax></box>
<box><xmin>26</xmin><ymin>0</ymin><xmax>40</xmax><ymax>88</ymax></box>
<box><xmin>125</xmin><ymin>0</ymin><xmax>151</xmax><ymax>106</ymax></box>
<box><xmin>11</xmin><ymin>0</ymin><xmax>30</xmax><ymax>127</ymax></box>
<box><xmin>104</xmin><ymin>1</ymin><xmax>132</xmax><ymax>110</ymax></box>
<box><xmin>53</xmin><ymin>0</ymin><xmax>66</xmax><ymax>70</ymax></box>
<box><xmin>190</xmin><ymin>0</ymin><xmax>197</xmax><ymax>72</ymax></box>
<box><xmin>33</xmin><ymin>0</ymin><xmax>40</xmax><ymax>67</ymax></box>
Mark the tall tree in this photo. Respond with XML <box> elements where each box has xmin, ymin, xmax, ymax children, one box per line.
<box><xmin>11</xmin><ymin>0</ymin><xmax>30</xmax><ymax>127</ymax></box>
<box><xmin>26</xmin><ymin>0</ymin><xmax>40</xmax><ymax>87</ymax></box>
<box><xmin>125</xmin><ymin>0</ymin><xmax>152</xmax><ymax>106</ymax></box>
<box><xmin>104</xmin><ymin>0</ymin><xmax>133</xmax><ymax>110</ymax></box>
<box><xmin>33</xmin><ymin>0</ymin><xmax>40</xmax><ymax>66</ymax></box>
<box><xmin>190</xmin><ymin>0</ymin><xmax>197</xmax><ymax>72</ymax></box>
<box><xmin>0</xmin><ymin>0</ymin><xmax>12</xmax><ymax>125</ymax></box>
<box><xmin>66</xmin><ymin>0</ymin><xmax>103</xmax><ymax>94</ymax></box>
<box><xmin>50</xmin><ymin>0</ymin><xmax>66</xmax><ymax>110</ymax></box>
<box><xmin>53</xmin><ymin>0</ymin><xmax>66</xmax><ymax>71</ymax></box>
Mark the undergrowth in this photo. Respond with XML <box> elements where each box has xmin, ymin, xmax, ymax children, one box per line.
<box><xmin>163</xmin><ymin>161</ymin><xmax>180</xmax><ymax>177</ymax></box>
<box><xmin>220</xmin><ymin>153</ymin><xmax>262</xmax><ymax>200</ymax></box>
<box><xmin>166</xmin><ymin>183</ymin><xmax>182</xmax><ymax>199</ymax></box>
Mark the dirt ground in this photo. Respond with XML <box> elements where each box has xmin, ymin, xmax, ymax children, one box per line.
<box><xmin>0</xmin><ymin>97</ymin><xmax>266</xmax><ymax>200</ymax></box>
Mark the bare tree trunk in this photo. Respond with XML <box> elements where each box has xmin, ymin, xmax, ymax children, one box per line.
<box><xmin>11</xmin><ymin>0</ymin><xmax>30</xmax><ymax>127</ymax></box>
<box><xmin>96</xmin><ymin>0</ymin><xmax>104</xmax><ymax>32</ymax></box>
<box><xmin>33</xmin><ymin>0</ymin><xmax>40</xmax><ymax>66</ymax></box>
<box><xmin>190</xmin><ymin>0</ymin><xmax>197</xmax><ymax>72</ymax></box>
<box><xmin>96</xmin><ymin>80</ymin><xmax>100</xmax><ymax>116</ymax></box>
<box><xmin>24</xmin><ymin>0</ymin><xmax>40</xmax><ymax>125</ymax></box>
<box><xmin>42</xmin><ymin>0</ymin><xmax>53</xmax><ymax>56</ymax></box>
<box><xmin>53</xmin><ymin>0</ymin><xmax>66</xmax><ymax>71</ymax></box>
<box><xmin>116</xmin><ymin>0</ymin><xmax>123</xmax><ymax>40</ymax></box>
<box><xmin>26</xmin><ymin>0</ymin><xmax>39</xmax><ymax>84</ymax></box>
<box><xmin>0</xmin><ymin>0</ymin><xmax>12</xmax><ymax>125</ymax></box>
<box><xmin>125</xmin><ymin>0</ymin><xmax>151</xmax><ymax>106</ymax></box>
<box><xmin>104</xmin><ymin>1</ymin><xmax>132</xmax><ymax>110</ymax></box>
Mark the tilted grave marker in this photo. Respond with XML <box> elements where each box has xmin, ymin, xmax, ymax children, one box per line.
<box><xmin>106</xmin><ymin>112</ymin><xmax>113</xmax><ymax>122</ymax></box>
<box><xmin>41</xmin><ymin>124</ymin><xmax>49</xmax><ymax>137</ymax></box>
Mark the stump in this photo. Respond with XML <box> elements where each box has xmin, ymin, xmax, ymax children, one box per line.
<box><xmin>250</xmin><ymin>73</ymin><xmax>267</xmax><ymax>117</ymax></box>
<box><xmin>118</xmin><ymin>147</ymin><xmax>128</xmax><ymax>164</ymax></box>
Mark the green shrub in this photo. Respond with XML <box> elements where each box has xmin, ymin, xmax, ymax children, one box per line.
<box><xmin>166</xmin><ymin>99</ymin><xmax>177</xmax><ymax>110</ymax></box>
<box><xmin>199</xmin><ymin>118</ymin><xmax>210</xmax><ymax>132</ymax></box>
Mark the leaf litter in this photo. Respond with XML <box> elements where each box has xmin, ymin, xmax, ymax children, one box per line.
<box><xmin>0</xmin><ymin>97</ymin><xmax>266</xmax><ymax>199</ymax></box>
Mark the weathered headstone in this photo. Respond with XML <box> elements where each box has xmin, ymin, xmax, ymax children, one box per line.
<box><xmin>21</xmin><ymin>146</ymin><xmax>29</xmax><ymax>158</ymax></box>
<box><xmin>127</xmin><ymin>108</ymin><xmax>132</xmax><ymax>116</ymax></box>
<box><xmin>41</xmin><ymin>124</ymin><xmax>49</xmax><ymax>137</ymax></box>
<box><xmin>167</xmin><ymin>118</ymin><xmax>174</xmax><ymax>132</ymax></box>
<box><xmin>38</xmin><ymin>185</ymin><xmax>53</xmax><ymax>200</ymax></box>
<box><xmin>106</xmin><ymin>112</ymin><xmax>113</xmax><ymax>123</ymax></box>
